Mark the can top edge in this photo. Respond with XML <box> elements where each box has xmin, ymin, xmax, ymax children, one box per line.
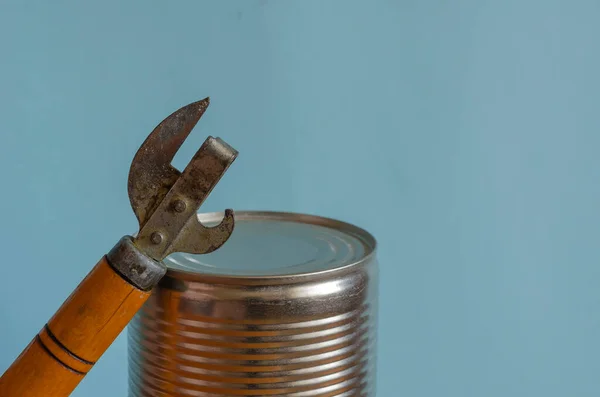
<box><xmin>163</xmin><ymin>210</ymin><xmax>377</xmax><ymax>281</ymax></box>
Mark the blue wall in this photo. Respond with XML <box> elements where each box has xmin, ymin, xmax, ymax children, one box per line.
<box><xmin>2</xmin><ymin>1</ymin><xmax>600</xmax><ymax>396</ymax></box>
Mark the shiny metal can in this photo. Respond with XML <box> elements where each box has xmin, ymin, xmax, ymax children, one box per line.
<box><xmin>128</xmin><ymin>211</ymin><xmax>378</xmax><ymax>396</ymax></box>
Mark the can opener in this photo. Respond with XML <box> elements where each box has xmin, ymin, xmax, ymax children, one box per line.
<box><xmin>0</xmin><ymin>98</ymin><xmax>237</xmax><ymax>396</ymax></box>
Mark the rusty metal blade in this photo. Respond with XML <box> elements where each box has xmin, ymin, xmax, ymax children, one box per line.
<box><xmin>128</xmin><ymin>98</ymin><xmax>210</xmax><ymax>228</ymax></box>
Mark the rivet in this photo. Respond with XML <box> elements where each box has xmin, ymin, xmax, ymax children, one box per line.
<box><xmin>150</xmin><ymin>232</ymin><xmax>163</xmax><ymax>245</ymax></box>
<box><xmin>173</xmin><ymin>199</ymin><xmax>187</xmax><ymax>213</ymax></box>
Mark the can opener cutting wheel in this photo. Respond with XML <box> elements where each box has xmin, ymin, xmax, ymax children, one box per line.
<box><xmin>0</xmin><ymin>98</ymin><xmax>238</xmax><ymax>397</ymax></box>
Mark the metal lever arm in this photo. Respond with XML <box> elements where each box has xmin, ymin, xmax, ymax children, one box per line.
<box><xmin>0</xmin><ymin>237</ymin><xmax>164</xmax><ymax>397</ymax></box>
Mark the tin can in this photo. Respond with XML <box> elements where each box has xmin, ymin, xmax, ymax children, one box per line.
<box><xmin>128</xmin><ymin>211</ymin><xmax>378</xmax><ymax>396</ymax></box>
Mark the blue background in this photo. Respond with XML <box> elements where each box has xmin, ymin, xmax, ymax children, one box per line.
<box><xmin>2</xmin><ymin>1</ymin><xmax>600</xmax><ymax>396</ymax></box>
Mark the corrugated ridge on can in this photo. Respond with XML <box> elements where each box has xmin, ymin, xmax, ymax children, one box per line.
<box><xmin>128</xmin><ymin>211</ymin><xmax>378</xmax><ymax>396</ymax></box>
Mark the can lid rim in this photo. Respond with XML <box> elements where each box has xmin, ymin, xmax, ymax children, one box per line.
<box><xmin>163</xmin><ymin>210</ymin><xmax>377</xmax><ymax>282</ymax></box>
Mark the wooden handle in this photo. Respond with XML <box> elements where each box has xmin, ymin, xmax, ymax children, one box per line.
<box><xmin>0</xmin><ymin>256</ymin><xmax>152</xmax><ymax>397</ymax></box>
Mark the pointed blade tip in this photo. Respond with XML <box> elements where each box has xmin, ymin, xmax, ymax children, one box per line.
<box><xmin>186</xmin><ymin>97</ymin><xmax>210</xmax><ymax>120</ymax></box>
<box><xmin>197</xmin><ymin>96</ymin><xmax>210</xmax><ymax>108</ymax></box>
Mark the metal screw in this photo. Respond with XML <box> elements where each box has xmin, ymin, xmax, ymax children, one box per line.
<box><xmin>173</xmin><ymin>199</ymin><xmax>187</xmax><ymax>213</ymax></box>
<box><xmin>150</xmin><ymin>232</ymin><xmax>163</xmax><ymax>245</ymax></box>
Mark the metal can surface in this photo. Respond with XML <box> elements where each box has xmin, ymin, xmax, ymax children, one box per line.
<box><xmin>128</xmin><ymin>211</ymin><xmax>378</xmax><ymax>396</ymax></box>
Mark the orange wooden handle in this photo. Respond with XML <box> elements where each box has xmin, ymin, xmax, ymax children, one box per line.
<box><xmin>0</xmin><ymin>256</ymin><xmax>151</xmax><ymax>397</ymax></box>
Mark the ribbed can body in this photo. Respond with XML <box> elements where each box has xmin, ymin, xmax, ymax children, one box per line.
<box><xmin>128</xmin><ymin>211</ymin><xmax>378</xmax><ymax>396</ymax></box>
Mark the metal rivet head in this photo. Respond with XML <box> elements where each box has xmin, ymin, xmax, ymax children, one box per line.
<box><xmin>150</xmin><ymin>232</ymin><xmax>163</xmax><ymax>245</ymax></box>
<box><xmin>173</xmin><ymin>199</ymin><xmax>187</xmax><ymax>213</ymax></box>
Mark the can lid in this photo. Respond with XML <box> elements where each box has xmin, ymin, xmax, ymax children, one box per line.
<box><xmin>164</xmin><ymin>211</ymin><xmax>375</xmax><ymax>278</ymax></box>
